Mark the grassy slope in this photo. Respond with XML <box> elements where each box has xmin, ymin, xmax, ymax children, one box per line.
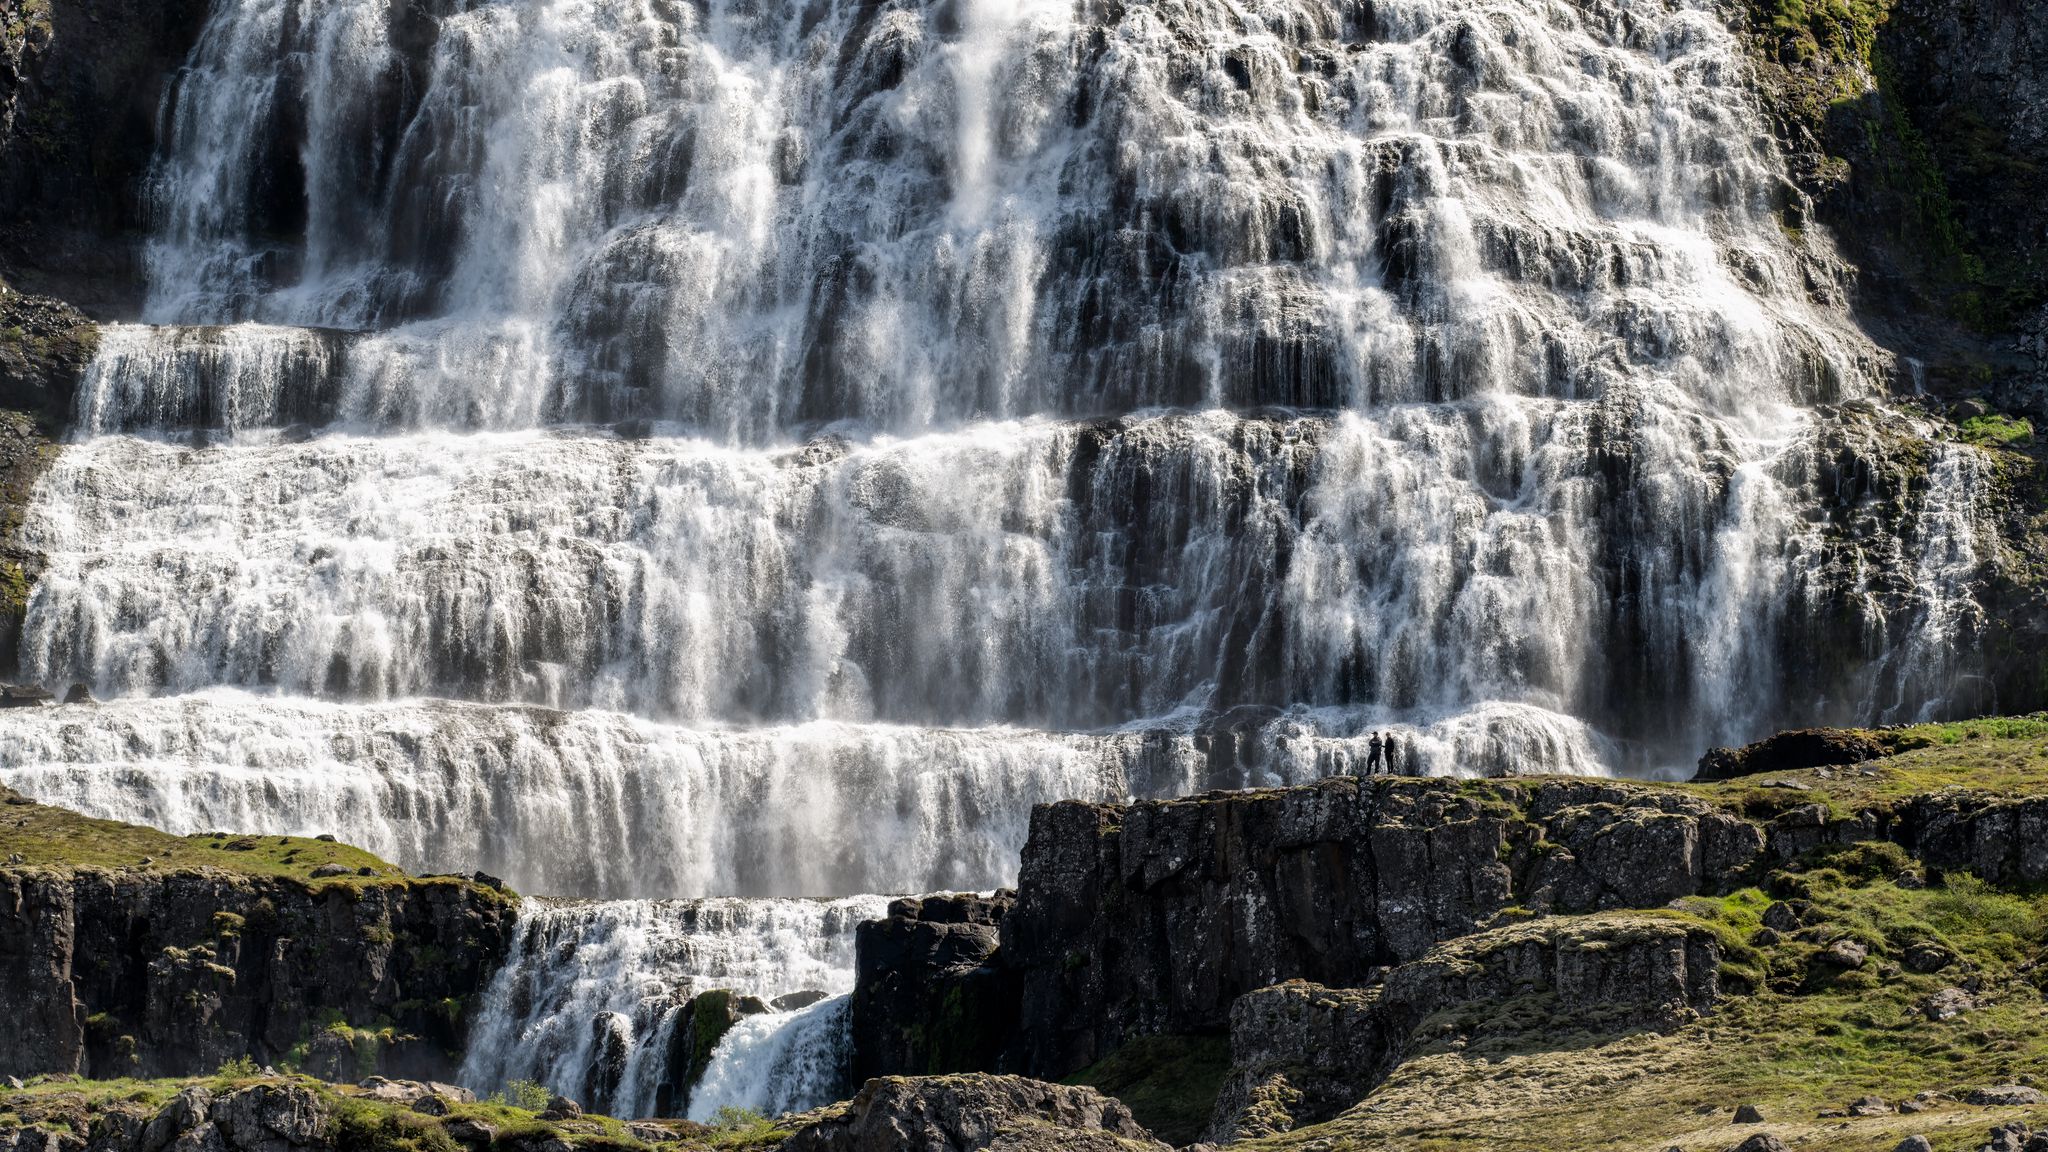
<box><xmin>0</xmin><ymin>782</ymin><xmax>515</xmax><ymax>905</ymax></box>
<box><xmin>1254</xmin><ymin>717</ymin><xmax>2048</xmax><ymax>1152</ymax></box>
<box><xmin>0</xmin><ymin>781</ymin><xmax>405</xmax><ymax>885</ymax></box>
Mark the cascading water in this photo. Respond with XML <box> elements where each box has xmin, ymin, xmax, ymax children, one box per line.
<box><xmin>0</xmin><ymin>0</ymin><xmax>1996</xmax><ymax>1118</ymax></box>
<box><xmin>460</xmin><ymin>897</ymin><xmax>887</xmax><ymax>1119</ymax></box>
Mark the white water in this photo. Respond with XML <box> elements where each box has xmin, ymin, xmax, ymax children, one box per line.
<box><xmin>460</xmin><ymin>897</ymin><xmax>885</xmax><ymax>1117</ymax></box>
<box><xmin>685</xmin><ymin>994</ymin><xmax>855</xmax><ymax>1123</ymax></box>
<box><xmin>0</xmin><ymin>0</ymin><xmax>2000</xmax><ymax>1118</ymax></box>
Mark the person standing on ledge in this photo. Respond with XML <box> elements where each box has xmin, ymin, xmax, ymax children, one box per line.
<box><xmin>1404</xmin><ymin>735</ymin><xmax>1420</xmax><ymax>776</ymax></box>
<box><xmin>1366</xmin><ymin>731</ymin><xmax>1384</xmax><ymax>775</ymax></box>
<box><xmin>1384</xmin><ymin>734</ymin><xmax>1400</xmax><ymax>777</ymax></box>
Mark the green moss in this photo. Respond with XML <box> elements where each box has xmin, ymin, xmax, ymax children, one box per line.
<box><xmin>331</xmin><ymin>1097</ymin><xmax>461</xmax><ymax>1152</ymax></box>
<box><xmin>0</xmin><ymin>783</ymin><xmax>515</xmax><ymax>903</ymax></box>
<box><xmin>1065</xmin><ymin>1034</ymin><xmax>1232</xmax><ymax>1146</ymax></box>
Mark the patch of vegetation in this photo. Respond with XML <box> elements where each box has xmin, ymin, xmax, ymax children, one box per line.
<box><xmin>1065</xmin><ymin>1033</ymin><xmax>1232</xmax><ymax>1146</ymax></box>
<box><xmin>1961</xmin><ymin>413</ymin><xmax>2036</xmax><ymax>449</ymax></box>
<box><xmin>1251</xmin><ymin>853</ymin><xmax>2048</xmax><ymax>1152</ymax></box>
<box><xmin>332</xmin><ymin>1096</ymin><xmax>463</xmax><ymax>1152</ymax></box>
<box><xmin>493</xmin><ymin>1079</ymin><xmax>552</xmax><ymax>1112</ymax></box>
<box><xmin>0</xmin><ymin>783</ymin><xmax>513</xmax><ymax>903</ymax></box>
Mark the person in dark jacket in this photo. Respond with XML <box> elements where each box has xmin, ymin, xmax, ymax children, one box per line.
<box><xmin>1366</xmin><ymin>731</ymin><xmax>1384</xmax><ymax>774</ymax></box>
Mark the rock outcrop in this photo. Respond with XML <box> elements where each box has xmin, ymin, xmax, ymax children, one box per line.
<box><xmin>0</xmin><ymin>866</ymin><xmax>516</xmax><ymax>1082</ymax></box>
<box><xmin>988</xmin><ymin>778</ymin><xmax>1761</xmax><ymax>1079</ymax></box>
<box><xmin>780</xmin><ymin>1075</ymin><xmax>1170</xmax><ymax>1152</ymax></box>
<box><xmin>1207</xmin><ymin>915</ymin><xmax>1723</xmax><ymax>1141</ymax></box>
<box><xmin>855</xmin><ymin>775</ymin><xmax>2048</xmax><ymax>1086</ymax></box>
<box><xmin>850</xmin><ymin>893</ymin><xmax>1017</xmax><ymax>1083</ymax></box>
<box><xmin>0</xmin><ymin>0</ymin><xmax>210</xmax><ymax>309</ymax></box>
<box><xmin>1694</xmin><ymin>728</ymin><xmax>1886</xmax><ymax>781</ymax></box>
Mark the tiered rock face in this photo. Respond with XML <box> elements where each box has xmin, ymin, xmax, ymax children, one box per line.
<box><xmin>1207</xmin><ymin>915</ymin><xmax>1723</xmax><ymax>1140</ymax></box>
<box><xmin>854</xmin><ymin>775</ymin><xmax>2048</xmax><ymax>1091</ymax></box>
<box><xmin>993</xmin><ymin>778</ymin><xmax>1762</xmax><ymax>1078</ymax></box>
<box><xmin>0</xmin><ymin>866</ymin><xmax>516</xmax><ymax>1082</ymax></box>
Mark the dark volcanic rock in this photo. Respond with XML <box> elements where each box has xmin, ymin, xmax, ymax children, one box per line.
<box><xmin>0</xmin><ymin>0</ymin><xmax>212</xmax><ymax>309</ymax></box>
<box><xmin>852</xmin><ymin>775</ymin><xmax>2048</xmax><ymax>1087</ymax></box>
<box><xmin>1693</xmin><ymin>728</ymin><xmax>1883</xmax><ymax>782</ymax></box>
<box><xmin>779</xmin><ymin>1074</ymin><xmax>1169</xmax><ymax>1152</ymax></box>
<box><xmin>851</xmin><ymin>892</ymin><xmax>1017</xmax><ymax>1081</ymax></box>
<box><xmin>1207</xmin><ymin>915</ymin><xmax>1722</xmax><ymax>1141</ymax></box>
<box><xmin>0</xmin><ymin>287</ymin><xmax>94</xmax><ymax>415</ymax></box>
<box><xmin>0</xmin><ymin>866</ymin><xmax>516</xmax><ymax>1082</ymax></box>
<box><xmin>986</xmin><ymin>778</ymin><xmax>1762</xmax><ymax>1079</ymax></box>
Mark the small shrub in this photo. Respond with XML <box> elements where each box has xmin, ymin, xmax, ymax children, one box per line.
<box><xmin>494</xmin><ymin>1079</ymin><xmax>552</xmax><ymax>1112</ymax></box>
<box><xmin>213</xmin><ymin>1056</ymin><xmax>259</xmax><ymax>1081</ymax></box>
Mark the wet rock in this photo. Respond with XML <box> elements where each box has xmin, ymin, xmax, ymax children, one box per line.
<box><xmin>0</xmin><ymin>290</ymin><xmax>95</xmax><ymax>415</ymax></box>
<box><xmin>779</xmin><ymin>1074</ymin><xmax>1170</xmax><ymax>1152</ymax></box>
<box><xmin>60</xmin><ymin>684</ymin><xmax>91</xmax><ymax>705</ymax></box>
<box><xmin>773</xmin><ymin>990</ymin><xmax>831</xmax><ymax>1012</ymax></box>
<box><xmin>1734</xmin><ymin>1103</ymin><xmax>1765</xmax><ymax>1123</ymax></box>
<box><xmin>1922</xmin><ymin>987</ymin><xmax>1975</xmax><ymax>1021</ymax></box>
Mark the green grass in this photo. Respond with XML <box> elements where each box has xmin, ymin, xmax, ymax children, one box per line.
<box><xmin>1961</xmin><ymin>414</ymin><xmax>2036</xmax><ymax>448</ymax></box>
<box><xmin>1247</xmin><ymin>852</ymin><xmax>2048</xmax><ymax>1152</ymax></box>
<box><xmin>0</xmin><ymin>783</ymin><xmax>509</xmax><ymax>901</ymax></box>
<box><xmin>1065</xmin><ymin>1033</ymin><xmax>1232</xmax><ymax>1145</ymax></box>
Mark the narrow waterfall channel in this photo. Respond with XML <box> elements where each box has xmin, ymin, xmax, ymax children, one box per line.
<box><xmin>0</xmin><ymin>0</ymin><xmax>1998</xmax><ymax>1118</ymax></box>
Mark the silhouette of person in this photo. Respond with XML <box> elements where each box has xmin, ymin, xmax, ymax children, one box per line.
<box><xmin>1366</xmin><ymin>731</ymin><xmax>1384</xmax><ymax>775</ymax></box>
<box><xmin>1383</xmin><ymin>734</ymin><xmax>1400</xmax><ymax>777</ymax></box>
<box><xmin>1403</xmin><ymin>736</ymin><xmax>1419</xmax><ymax>777</ymax></box>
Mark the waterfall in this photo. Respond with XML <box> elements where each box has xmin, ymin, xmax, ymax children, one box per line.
<box><xmin>460</xmin><ymin>897</ymin><xmax>886</xmax><ymax>1118</ymax></box>
<box><xmin>0</xmin><ymin>0</ymin><xmax>1997</xmax><ymax>1116</ymax></box>
<box><xmin>685</xmin><ymin>995</ymin><xmax>856</xmax><ymax>1123</ymax></box>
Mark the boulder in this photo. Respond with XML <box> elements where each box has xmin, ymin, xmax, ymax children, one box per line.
<box><xmin>1903</xmin><ymin>942</ymin><xmax>1956</xmax><ymax>974</ymax></box>
<box><xmin>1922</xmin><ymin>987</ymin><xmax>1975</xmax><ymax>1022</ymax></box>
<box><xmin>208</xmin><ymin>1083</ymin><xmax>329</xmax><ymax>1152</ymax></box>
<box><xmin>1895</xmin><ymin>1138</ymin><xmax>1933</xmax><ymax>1152</ymax></box>
<box><xmin>1733</xmin><ymin>1104</ymin><xmax>1765</xmax><ymax>1123</ymax></box>
<box><xmin>1969</xmin><ymin>1086</ymin><xmax>2047</xmax><ymax>1107</ymax></box>
<box><xmin>1731</xmin><ymin>1135</ymin><xmax>1787</xmax><ymax>1152</ymax></box>
<box><xmin>850</xmin><ymin>893</ymin><xmax>1017</xmax><ymax>1081</ymax></box>
<box><xmin>539</xmin><ymin>1095</ymin><xmax>582</xmax><ymax>1120</ymax></box>
<box><xmin>779</xmin><ymin>1075</ymin><xmax>1169</xmax><ymax>1152</ymax></box>
<box><xmin>1823</xmin><ymin>939</ymin><xmax>1870</xmax><ymax>969</ymax></box>
<box><xmin>446</xmin><ymin>1118</ymin><xmax>497</xmax><ymax>1147</ymax></box>
<box><xmin>1848</xmin><ymin>1096</ymin><xmax>1895</xmax><ymax>1117</ymax></box>
<box><xmin>1693</xmin><ymin>729</ymin><xmax>1883</xmax><ymax>782</ymax></box>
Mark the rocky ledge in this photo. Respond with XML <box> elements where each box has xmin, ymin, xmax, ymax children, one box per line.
<box><xmin>0</xmin><ymin>786</ymin><xmax>517</xmax><ymax>1084</ymax></box>
<box><xmin>851</xmin><ymin>727</ymin><xmax>2048</xmax><ymax>1145</ymax></box>
<box><xmin>0</xmin><ymin>1073</ymin><xmax>1173</xmax><ymax>1152</ymax></box>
